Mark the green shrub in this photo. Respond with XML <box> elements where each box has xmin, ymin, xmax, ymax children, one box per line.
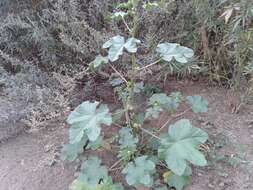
<box><xmin>61</xmin><ymin>1</ymin><xmax>210</xmax><ymax>189</ymax></box>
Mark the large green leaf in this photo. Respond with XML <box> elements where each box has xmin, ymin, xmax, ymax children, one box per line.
<box><xmin>78</xmin><ymin>156</ymin><xmax>108</xmax><ymax>186</ymax></box>
<box><xmin>118</xmin><ymin>127</ymin><xmax>139</xmax><ymax>149</ymax></box>
<box><xmin>122</xmin><ymin>156</ymin><xmax>156</xmax><ymax>187</ymax></box>
<box><xmin>186</xmin><ymin>95</ymin><xmax>208</xmax><ymax>113</ymax></box>
<box><xmin>156</xmin><ymin>43</ymin><xmax>194</xmax><ymax>64</ymax></box>
<box><xmin>102</xmin><ymin>35</ymin><xmax>140</xmax><ymax>62</ymax></box>
<box><xmin>158</xmin><ymin>119</ymin><xmax>208</xmax><ymax>176</ymax></box>
<box><xmin>67</xmin><ymin>101</ymin><xmax>112</xmax><ymax>143</ymax></box>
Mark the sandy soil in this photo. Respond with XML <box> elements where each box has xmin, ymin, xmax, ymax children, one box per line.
<box><xmin>0</xmin><ymin>81</ymin><xmax>253</xmax><ymax>190</ymax></box>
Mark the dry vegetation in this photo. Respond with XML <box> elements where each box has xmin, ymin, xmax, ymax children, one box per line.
<box><xmin>0</xmin><ymin>0</ymin><xmax>253</xmax><ymax>190</ymax></box>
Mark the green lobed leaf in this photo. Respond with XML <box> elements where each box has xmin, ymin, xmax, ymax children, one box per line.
<box><xmin>145</xmin><ymin>93</ymin><xmax>181</xmax><ymax>119</ymax></box>
<box><xmin>148</xmin><ymin>93</ymin><xmax>180</xmax><ymax>110</ymax></box>
<box><xmin>61</xmin><ymin>136</ymin><xmax>88</xmax><ymax>161</ymax></box>
<box><xmin>145</xmin><ymin>106</ymin><xmax>163</xmax><ymax>119</ymax></box>
<box><xmin>109</xmin><ymin>78</ymin><xmax>124</xmax><ymax>87</ymax></box>
<box><xmin>186</xmin><ymin>95</ymin><xmax>208</xmax><ymax>113</ymax></box>
<box><xmin>90</xmin><ymin>55</ymin><xmax>109</xmax><ymax>69</ymax></box>
<box><xmin>156</xmin><ymin>43</ymin><xmax>194</xmax><ymax>64</ymax></box>
<box><xmin>102</xmin><ymin>35</ymin><xmax>125</xmax><ymax>62</ymax></box>
<box><xmin>166</xmin><ymin>174</ymin><xmax>191</xmax><ymax>190</ymax></box>
<box><xmin>87</xmin><ymin>136</ymin><xmax>103</xmax><ymax>150</ymax></box>
<box><xmin>78</xmin><ymin>156</ymin><xmax>108</xmax><ymax>186</ymax></box>
<box><xmin>118</xmin><ymin>127</ymin><xmax>139</xmax><ymax>149</ymax></box>
<box><xmin>68</xmin><ymin>101</ymin><xmax>112</xmax><ymax>143</ymax></box>
<box><xmin>70</xmin><ymin>177</ymin><xmax>123</xmax><ymax>190</ymax></box>
<box><xmin>164</xmin><ymin>166</ymin><xmax>192</xmax><ymax>190</ymax></box>
<box><xmin>102</xmin><ymin>35</ymin><xmax>140</xmax><ymax>62</ymax></box>
<box><xmin>122</xmin><ymin>156</ymin><xmax>156</xmax><ymax>187</ymax></box>
<box><xmin>111</xmin><ymin>11</ymin><xmax>128</xmax><ymax>19</ymax></box>
<box><xmin>158</xmin><ymin>119</ymin><xmax>208</xmax><ymax>176</ymax></box>
<box><xmin>99</xmin><ymin>177</ymin><xmax>124</xmax><ymax>190</ymax></box>
<box><xmin>124</xmin><ymin>37</ymin><xmax>141</xmax><ymax>53</ymax></box>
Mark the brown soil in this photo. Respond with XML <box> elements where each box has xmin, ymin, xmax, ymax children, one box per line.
<box><xmin>0</xmin><ymin>81</ymin><xmax>253</xmax><ymax>190</ymax></box>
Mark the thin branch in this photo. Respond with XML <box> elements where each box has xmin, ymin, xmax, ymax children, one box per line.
<box><xmin>147</xmin><ymin>108</ymin><xmax>191</xmax><ymax>142</ymax></box>
<box><xmin>122</xmin><ymin>17</ymin><xmax>132</xmax><ymax>33</ymax></box>
<box><xmin>137</xmin><ymin>59</ymin><xmax>161</xmax><ymax>71</ymax></box>
<box><xmin>156</xmin><ymin>108</ymin><xmax>191</xmax><ymax>134</ymax></box>
<box><xmin>139</xmin><ymin>126</ymin><xmax>161</xmax><ymax>140</ymax></box>
<box><xmin>109</xmin><ymin>158</ymin><xmax>123</xmax><ymax>171</ymax></box>
<box><xmin>109</xmin><ymin>63</ymin><xmax>128</xmax><ymax>84</ymax></box>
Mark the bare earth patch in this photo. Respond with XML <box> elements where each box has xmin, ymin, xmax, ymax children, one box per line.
<box><xmin>0</xmin><ymin>81</ymin><xmax>252</xmax><ymax>190</ymax></box>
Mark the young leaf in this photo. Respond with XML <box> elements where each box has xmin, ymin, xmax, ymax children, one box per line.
<box><xmin>122</xmin><ymin>156</ymin><xmax>156</xmax><ymax>187</ymax></box>
<box><xmin>148</xmin><ymin>93</ymin><xmax>179</xmax><ymax>110</ymax></box>
<box><xmin>156</xmin><ymin>43</ymin><xmax>194</xmax><ymax>64</ymax></box>
<box><xmin>78</xmin><ymin>156</ymin><xmax>108</xmax><ymax>186</ymax></box>
<box><xmin>61</xmin><ymin>136</ymin><xmax>88</xmax><ymax>161</ymax></box>
<box><xmin>124</xmin><ymin>38</ymin><xmax>141</xmax><ymax>53</ymax></box>
<box><xmin>133</xmin><ymin>81</ymin><xmax>144</xmax><ymax>93</ymax></box>
<box><xmin>90</xmin><ymin>55</ymin><xmax>109</xmax><ymax>68</ymax></box>
<box><xmin>102</xmin><ymin>35</ymin><xmax>125</xmax><ymax>62</ymax></box>
<box><xmin>109</xmin><ymin>78</ymin><xmax>124</xmax><ymax>87</ymax></box>
<box><xmin>118</xmin><ymin>127</ymin><xmax>139</xmax><ymax>149</ymax></box>
<box><xmin>111</xmin><ymin>11</ymin><xmax>128</xmax><ymax>19</ymax></box>
<box><xmin>145</xmin><ymin>106</ymin><xmax>163</xmax><ymax>119</ymax></box>
<box><xmin>145</xmin><ymin>93</ymin><xmax>180</xmax><ymax>119</ymax></box>
<box><xmin>158</xmin><ymin>119</ymin><xmax>208</xmax><ymax>176</ymax></box>
<box><xmin>186</xmin><ymin>95</ymin><xmax>208</xmax><ymax>113</ymax></box>
<box><xmin>102</xmin><ymin>35</ymin><xmax>140</xmax><ymax>62</ymax></box>
<box><xmin>67</xmin><ymin>101</ymin><xmax>112</xmax><ymax>143</ymax></box>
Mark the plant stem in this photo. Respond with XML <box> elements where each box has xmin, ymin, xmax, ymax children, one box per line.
<box><xmin>122</xmin><ymin>17</ymin><xmax>132</xmax><ymax>33</ymax></box>
<box><xmin>147</xmin><ymin>108</ymin><xmax>191</xmax><ymax>142</ymax></box>
<box><xmin>124</xmin><ymin>2</ymin><xmax>140</xmax><ymax>127</ymax></box>
<box><xmin>109</xmin><ymin>63</ymin><xmax>128</xmax><ymax>84</ymax></box>
<box><xmin>139</xmin><ymin>126</ymin><xmax>161</xmax><ymax>140</ymax></box>
<box><xmin>137</xmin><ymin>59</ymin><xmax>161</xmax><ymax>71</ymax></box>
<box><xmin>109</xmin><ymin>158</ymin><xmax>123</xmax><ymax>171</ymax></box>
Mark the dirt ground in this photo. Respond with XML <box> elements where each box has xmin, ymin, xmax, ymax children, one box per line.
<box><xmin>0</xmin><ymin>81</ymin><xmax>253</xmax><ymax>190</ymax></box>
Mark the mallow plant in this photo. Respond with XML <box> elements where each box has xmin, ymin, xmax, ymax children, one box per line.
<box><xmin>61</xmin><ymin>1</ymin><xmax>209</xmax><ymax>189</ymax></box>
